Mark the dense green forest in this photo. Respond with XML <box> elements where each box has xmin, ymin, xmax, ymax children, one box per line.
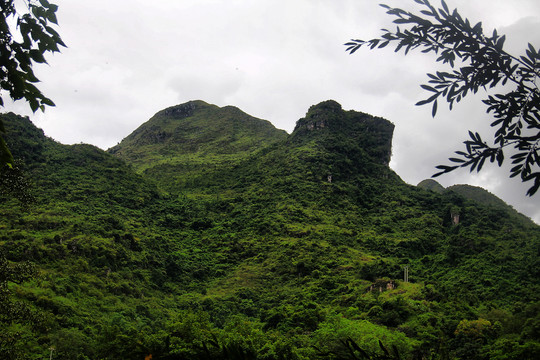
<box><xmin>1</xmin><ymin>100</ymin><xmax>539</xmax><ymax>359</ymax></box>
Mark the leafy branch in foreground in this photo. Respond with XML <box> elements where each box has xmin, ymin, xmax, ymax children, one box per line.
<box><xmin>0</xmin><ymin>0</ymin><xmax>65</xmax><ymax>168</ymax></box>
<box><xmin>345</xmin><ymin>0</ymin><xmax>540</xmax><ymax>195</ymax></box>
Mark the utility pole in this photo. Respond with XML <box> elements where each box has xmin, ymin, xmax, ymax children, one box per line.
<box><xmin>404</xmin><ymin>266</ymin><xmax>409</xmax><ymax>283</ymax></box>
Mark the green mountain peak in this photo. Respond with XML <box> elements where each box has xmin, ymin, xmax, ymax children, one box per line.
<box><xmin>109</xmin><ymin>100</ymin><xmax>286</xmax><ymax>160</ymax></box>
<box><xmin>293</xmin><ymin>99</ymin><xmax>344</xmax><ymax>132</ymax></box>
<box><xmin>108</xmin><ymin>100</ymin><xmax>288</xmax><ymax>193</ymax></box>
<box><xmin>156</xmin><ymin>99</ymin><xmax>212</xmax><ymax>118</ymax></box>
<box><xmin>417</xmin><ymin>179</ymin><xmax>445</xmax><ymax>193</ymax></box>
<box><xmin>291</xmin><ymin>100</ymin><xmax>395</xmax><ymax>168</ymax></box>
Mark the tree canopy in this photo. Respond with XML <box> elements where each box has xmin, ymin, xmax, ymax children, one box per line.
<box><xmin>346</xmin><ymin>0</ymin><xmax>540</xmax><ymax>195</ymax></box>
<box><xmin>0</xmin><ymin>0</ymin><xmax>64</xmax><ymax>168</ymax></box>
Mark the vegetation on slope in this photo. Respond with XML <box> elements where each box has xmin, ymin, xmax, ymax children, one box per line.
<box><xmin>108</xmin><ymin>100</ymin><xmax>288</xmax><ymax>195</ymax></box>
<box><xmin>418</xmin><ymin>179</ymin><xmax>535</xmax><ymax>226</ymax></box>
<box><xmin>417</xmin><ymin>179</ymin><xmax>446</xmax><ymax>194</ymax></box>
<box><xmin>1</xmin><ymin>103</ymin><xmax>539</xmax><ymax>359</ymax></box>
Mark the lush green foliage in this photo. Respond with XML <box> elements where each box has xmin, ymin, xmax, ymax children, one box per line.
<box><xmin>1</xmin><ymin>102</ymin><xmax>539</xmax><ymax>359</ymax></box>
<box><xmin>417</xmin><ymin>180</ymin><xmax>534</xmax><ymax>224</ymax></box>
<box><xmin>417</xmin><ymin>179</ymin><xmax>445</xmax><ymax>194</ymax></box>
<box><xmin>108</xmin><ymin>100</ymin><xmax>288</xmax><ymax>196</ymax></box>
<box><xmin>0</xmin><ymin>0</ymin><xmax>65</xmax><ymax>168</ymax></box>
<box><xmin>345</xmin><ymin>0</ymin><xmax>540</xmax><ymax>196</ymax></box>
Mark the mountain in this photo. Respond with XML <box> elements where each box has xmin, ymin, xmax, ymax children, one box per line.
<box><xmin>417</xmin><ymin>179</ymin><xmax>445</xmax><ymax>193</ymax></box>
<box><xmin>447</xmin><ymin>184</ymin><xmax>514</xmax><ymax>207</ymax></box>
<box><xmin>418</xmin><ymin>179</ymin><xmax>534</xmax><ymax>225</ymax></box>
<box><xmin>1</xmin><ymin>103</ymin><xmax>539</xmax><ymax>360</ymax></box>
<box><xmin>108</xmin><ymin>100</ymin><xmax>287</xmax><ymax>194</ymax></box>
<box><xmin>0</xmin><ymin>112</ymin><xmax>159</xmax><ymax>208</ymax></box>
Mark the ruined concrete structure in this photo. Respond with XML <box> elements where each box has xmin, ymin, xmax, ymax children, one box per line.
<box><xmin>368</xmin><ymin>278</ymin><xmax>396</xmax><ymax>293</ymax></box>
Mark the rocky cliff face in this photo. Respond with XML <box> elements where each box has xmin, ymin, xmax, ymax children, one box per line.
<box><xmin>293</xmin><ymin>100</ymin><xmax>343</xmax><ymax>132</ymax></box>
<box><xmin>158</xmin><ymin>100</ymin><xmax>202</xmax><ymax>118</ymax></box>
<box><xmin>291</xmin><ymin>100</ymin><xmax>395</xmax><ymax>167</ymax></box>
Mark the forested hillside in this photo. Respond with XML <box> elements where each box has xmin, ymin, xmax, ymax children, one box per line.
<box><xmin>1</xmin><ymin>101</ymin><xmax>539</xmax><ymax>359</ymax></box>
<box><xmin>108</xmin><ymin>100</ymin><xmax>288</xmax><ymax>195</ymax></box>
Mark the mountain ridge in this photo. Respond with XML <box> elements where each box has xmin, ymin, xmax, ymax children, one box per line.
<box><xmin>1</xmin><ymin>103</ymin><xmax>539</xmax><ymax>359</ymax></box>
<box><xmin>418</xmin><ymin>178</ymin><xmax>535</xmax><ymax>225</ymax></box>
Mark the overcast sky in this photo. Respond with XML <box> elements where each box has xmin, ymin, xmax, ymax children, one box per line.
<box><xmin>4</xmin><ymin>0</ymin><xmax>540</xmax><ymax>223</ymax></box>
